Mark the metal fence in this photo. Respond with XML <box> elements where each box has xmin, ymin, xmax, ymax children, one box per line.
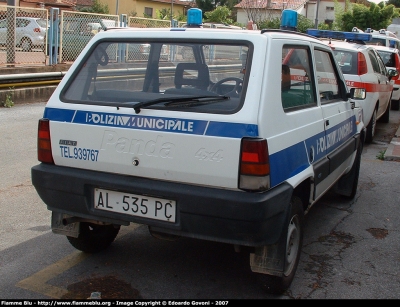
<box><xmin>128</xmin><ymin>17</ymin><xmax>170</xmax><ymax>28</ymax></box>
<box><xmin>0</xmin><ymin>6</ymin><xmax>198</xmax><ymax>68</ymax></box>
<box><xmin>0</xmin><ymin>5</ymin><xmax>47</xmax><ymax>66</ymax></box>
<box><xmin>59</xmin><ymin>11</ymin><xmax>119</xmax><ymax>63</ymax></box>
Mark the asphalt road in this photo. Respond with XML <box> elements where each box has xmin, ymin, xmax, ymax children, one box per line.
<box><xmin>0</xmin><ymin>102</ymin><xmax>399</xmax><ymax>300</ymax></box>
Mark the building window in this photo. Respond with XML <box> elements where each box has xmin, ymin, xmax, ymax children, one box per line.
<box><xmin>144</xmin><ymin>7</ymin><xmax>153</xmax><ymax>18</ymax></box>
<box><xmin>325</xmin><ymin>19</ymin><xmax>333</xmax><ymax>26</ymax></box>
<box><xmin>326</xmin><ymin>6</ymin><xmax>334</xmax><ymax>11</ymax></box>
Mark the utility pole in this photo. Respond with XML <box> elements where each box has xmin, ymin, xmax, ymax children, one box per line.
<box><xmin>314</xmin><ymin>0</ymin><xmax>320</xmax><ymax>28</ymax></box>
<box><xmin>171</xmin><ymin>0</ymin><xmax>174</xmax><ymax>25</ymax></box>
<box><xmin>6</xmin><ymin>0</ymin><xmax>18</xmax><ymax>66</ymax></box>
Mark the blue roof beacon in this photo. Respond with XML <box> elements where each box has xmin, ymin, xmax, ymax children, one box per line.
<box><xmin>280</xmin><ymin>9</ymin><xmax>298</xmax><ymax>31</ymax></box>
<box><xmin>186</xmin><ymin>8</ymin><xmax>202</xmax><ymax>28</ymax></box>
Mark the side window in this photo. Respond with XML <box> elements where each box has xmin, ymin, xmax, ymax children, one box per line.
<box><xmin>375</xmin><ymin>52</ymin><xmax>388</xmax><ymax>76</ymax></box>
<box><xmin>314</xmin><ymin>49</ymin><xmax>340</xmax><ymax>102</ymax></box>
<box><xmin>16</xmin><ymin>19</ymin><xmax>24</xmax><ymax>28</ymax></box>
<box><xmin>281</xmin><ymin>45</ymin><xmax>317</xmax><ymax>111</ymax></box>
<box><xmin>389</xmin><ymin>40</ymin><xmax>398</xmax><ymax>48</ymax></box>
<box><xmin>369</xmin><ymin>51</ymin><xmax>382</xmax><ymax>74</ymax></box>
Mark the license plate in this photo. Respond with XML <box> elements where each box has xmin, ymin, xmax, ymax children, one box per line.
<box><xmin>94</xmin><ymin>188</ymin><xmax>176</xmax><ymax>223</ymax></box>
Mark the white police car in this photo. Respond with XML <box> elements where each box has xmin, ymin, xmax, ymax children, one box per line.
<box><xmin>373</xmin><ymin>44</ymin><xmax>400</xmax><ymax>111</ymax></box>
<box><xmin>31</xmin><ymin>10</ymin><xmax>365</xmax><ymax>294</ymax></box>
<box><xmin>307</xmin><ymin>29</ymin><xmax>396</xmax><ymax>143</ymax></box>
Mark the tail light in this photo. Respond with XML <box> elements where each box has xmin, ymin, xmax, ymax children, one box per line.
<box><xmin>33</xmin><ymin>27</ymin><xmax>41</xmax><ymax>33</ymax></box>
<box><xmin>37</xmin><ymin>119</ymin><xmax>54</xmax><ymax>164</ymax></box>
<box><xmin>239</xmin><ymin>138</ymin><xmax>270</xmax><ymax>192</ymax></box>
<box><xmin>357</xmin><ymin>52</ymin><xmax>368</xmax><ymax>75</ymax></box>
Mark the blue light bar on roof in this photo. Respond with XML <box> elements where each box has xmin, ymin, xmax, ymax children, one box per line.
<box><xmin>306</xmin><ymin>29</ymin><xmax>372</xmax><ymax>41</ymax></box>
<box><xmin>187</xmin><ymin>8</ymin><xmax>202</xmax><ymax>27</ymax></box>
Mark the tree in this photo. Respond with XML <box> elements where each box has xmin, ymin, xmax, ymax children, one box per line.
<box><xmin>196</xmin><ymin>0</ymin><xmax>215</xmax><ymax>13</ymax></box>
<box><xmin>388</xmin><ymin>0</ymin><xmax>400</xmax><ymax>8</ymax></box>
<box><xmin>240</xmin><ymin>0</ymin><xmax>269</xmax><ymax>24</ymax></box>
<box><xmin>257</xmin><ymin>17</ymin><xmax>280</xmax><ymax>30</ymax></box>
<box><xmin>332</xmin><ymin>0</ymin><xmax>351</xmax><ymax>30</ymax></box>
<box><xmin>156</xmin><ymin>8</ymin><xmax>172</xmax><ymax>20</ymax></box>
<box><xmin>204</xmin><ymin>6</ymin><xmax>233</xmax><ymax>24</ymax></box>
<box><xmin>78</xmin><ymin>0</ymin><xmax>109</xmax><ymax>14</ymax></box>
<box><xmin>256</xmin><ymin>14</ymin><xmax>319</xmax><ymax>33</ymax></box>
<box><xmin>297</xmin><ymin>14</ymin><xmax>316</xmax><ymax>32</ymax></box>
<box><xmin>339</xmin><ymin>2</ymin><xmax>398</xmax><ymax>31</ymax></box>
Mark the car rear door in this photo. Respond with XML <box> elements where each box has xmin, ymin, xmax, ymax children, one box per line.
<box><xmin>369</xmin><ymin>48</ymin><xmax>392</xmax><ymax>117</ymax></box>
<box><xmin>313</xmin><ymin>46</ymin><xmax>358</xmax><ymax>199</ymax></box>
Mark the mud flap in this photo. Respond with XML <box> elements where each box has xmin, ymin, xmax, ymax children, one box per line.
<box><xmin>51</xmin><ymin>212</ymin><xmax>80</xmax><ymax>238</ymax></box>
<box><xmin>250</xmin><ymin>188</ymin><xmax>293</xmax><ymax>277</ymax></box>
<box><xmin>249</xmin><ymin>242</ymin><xmax>286</xmax><ymax>277</ymax></box>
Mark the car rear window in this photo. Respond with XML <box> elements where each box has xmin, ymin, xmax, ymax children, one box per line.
<box><xmin>61</xmin><ymin>40</ymin><xmax>250</xmax><ymax>114</ymax></box>
<box><xmin>367</xmin><ymin>37</ymin><xmax>387</xmax><ymax>46</ymax></box>
<box><xmin>333</xmin><ymin>50</ymin><xmax>358</xmax><ymax>74</ymax></box>
<box><xmin>36</xmin><ymin>18</ymin><xmax>48</xmax><ymax>28</ymax></box>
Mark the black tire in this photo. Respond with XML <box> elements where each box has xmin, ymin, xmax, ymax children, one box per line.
<box><xmin>365</xmin><ymin>108</ymin><xmax>377</xmax><ymax>143</ymax></box>
<box><xmin>333</xmin><ymin>138</ymin><xmax>363</xmax><ymax>199</ymax></box>
<box><xmin>67</xmin><ymin>222</ymin><xmax>120</xmax><ymax>253</ymax></box>
<box><xmin>391</xmin><ymin>99</ymin><xmax>400</xmax><ymax>111</ymax></box>
<box><xmin>257</xmin><ymin>196</ymin><xmax>304</xmax><ymax>294</ymax></box>
<box><xmin>379</xmin><ymin>100</ymin><xmax>390</xmax><ymax>123</ymax></box>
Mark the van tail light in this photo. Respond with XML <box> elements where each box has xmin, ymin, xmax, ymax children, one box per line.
<box><xmin>37</xmin><ymin>119</ymin><xmax>54</xmax><ymax>164</ymax></box>
<box><xmin>239</xmin><ymin>138</ymin><xmax>270</xmax><ymax>192</ymax></box>
<box><xmin>33</xmin><ymin>27</ymin><xmax>41</xmax><ymax>33</ymax></box>
<box><xmin>357</xmin><ymin>52</ymin><xmax>368</xmax><ymax>75</ymax></box>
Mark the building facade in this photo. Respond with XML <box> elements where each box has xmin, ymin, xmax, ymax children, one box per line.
<box><xmin>235</xmin><ymin>0</ymin><xmax>361</xmax><ymax>27</ymax></box>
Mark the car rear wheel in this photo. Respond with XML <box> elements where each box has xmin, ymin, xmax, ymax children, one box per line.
<box><xmin>256</xmin><ymin>196</ymin><xmax>304</xmax><ymax>294</ymax></box>
<box><xmin>66</xmin><ymin>222</ymin><xmax>120</xmax><ymax>253</ymax></box>
<box><xmin>379</xmin><ymin>100</ymin><xmax>391</xmax><ymax>123</ymax></box>
<box><xmin>365</xmin><ymin>108</ymin><xmax>377</xmax><ymax>143</ymax></box>
<box><xmin>391</xmin><ymin>99</ymin><xmax>400</xmax><ymax>111</ymax></box>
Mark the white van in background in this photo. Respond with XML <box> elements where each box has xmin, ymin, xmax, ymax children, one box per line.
<box><xmin>351</xmin><ymin>27</ymin><xmax>400</xmax><ymax>48</ymax></box>
<box><xmin>387</xmin><ymin>23</ymin><xmax>400</xmax><ymax>37</ymax></box>
<box><xmin>365</xmin><ymin>28</ymin><xmax>400</xmax><ymax>48</ymax></box>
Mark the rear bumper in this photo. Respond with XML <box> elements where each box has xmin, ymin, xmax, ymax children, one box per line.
<box><xmin>31</xmin><ymin>163</ymin><xmax>293</xmax><ymax>247</ymax></box>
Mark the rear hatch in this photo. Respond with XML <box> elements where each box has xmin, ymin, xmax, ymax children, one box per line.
<box><xmin>331</xmin><ymin>47</ymin><xmax>364</xmax><ymax>89</ymax></box>
<box><xmin>45</xmin><ymin>37</ymin><xmax>255</xmax><ymax>190</ymax></box>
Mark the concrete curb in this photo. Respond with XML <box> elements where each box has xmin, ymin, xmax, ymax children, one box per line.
<box><xmin>0</xmin><ymin>64</ymin><xmax>71</xmax><ymax>106</ymax></box>
<box><xmin>384</xmin><ymin>124</ymin><xmax>400</xmax><ymax>161</ymax></box>
<box><xmin>0</xmin><ymin>85</ymin><xmax>57</xmax><ymax>105</ymax></box>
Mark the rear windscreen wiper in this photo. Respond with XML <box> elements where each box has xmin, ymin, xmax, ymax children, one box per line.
<box><xmin>133</xmin><ymin>95</ymin><xmax>229</xmax><ymax>114</ymax></box>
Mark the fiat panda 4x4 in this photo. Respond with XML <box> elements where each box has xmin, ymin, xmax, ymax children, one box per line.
<box><xmin>32</xmin><ymin>10</ymin><xmax>366</xmax><ymax>294</ymax></box>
